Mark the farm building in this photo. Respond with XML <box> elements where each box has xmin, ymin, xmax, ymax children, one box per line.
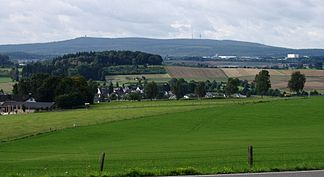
<box><xmin>0</xmin><ymin>101</ymin><xmax>55</xmax><ymax>115</ymax></box>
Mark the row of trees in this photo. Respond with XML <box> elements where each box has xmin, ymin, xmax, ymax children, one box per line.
<box><xmin>141</xmin><ymin>70</ymin><xmax>307</xmax><ymax>100</ymax></box>
<box><xmin>13</xmin><ymin>74</ymin><xmax>97</xmax><ymax>108</ymax></box>
<box><xmin>225</xmin><ymin>70</ymin><xmax>306</xmax><ymax>96</ymax></box>
<box><xmin>22</xmin><ymin>51</ymin><xmax>163</xmax><ymax>80</ymax></box>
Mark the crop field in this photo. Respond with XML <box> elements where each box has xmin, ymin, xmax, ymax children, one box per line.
<box><xmin>1</xmin><ymin>97</ymin><xmax>324</xmax><ymax>177</ymax></box>
<box><xmin>165</xmin><ymin>66</ymin><xmax>228</xmax><ymax>81</ymax></box>
<box><xmin>166</xmin><ymin>66</ymin><xmax>324</xmax><ymax>91</ymax></box>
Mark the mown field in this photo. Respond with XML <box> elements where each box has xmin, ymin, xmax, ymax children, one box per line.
<box><xmin>0</xmin><ymin>67</ymin><xmax>15</xmax><ymax>93</ymax></box>
<box><xmin>165</xmin><ymin>66</ymin><xmax>228</xmax><ymax>81</ymax></box>
<box><xmin>166</xmin><ymin>66</ymin><xmax>324</xmax><ymax>91</ymax></box>
<box><xmin>106</xmin><ymin>74</ymin><xmax>171</xmax><ymax>84</ymax></box>
<box><xmin>1</xmin><ymin>97</ymin><xmax>324</xmax><ymax>177</ymax></box>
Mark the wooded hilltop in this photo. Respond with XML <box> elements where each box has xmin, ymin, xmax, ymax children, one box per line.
<box><xmin>22</xmin><ymin>50</ymin><xmax>164</xmax><ymax>80</ymax></box>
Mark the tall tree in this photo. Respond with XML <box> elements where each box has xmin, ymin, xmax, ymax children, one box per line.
<box><xmin>225</xmin><ymin>78</ymin><xmax>239</xmax><ymax>96</ymax></box>
<box><xmin>195</xmin><ymin>81</ymin><xmax>206</xmax><ymax>98</ymax></box>
<box><xmin>144</xmin><ymin>81</ymin><xmax>158</xmax><ymax>100</ymax></box>
<box><xmin>170</xmin><ymin>78</ymin><xmax>188</xmax><ymax>100</ymax></box>
<box><xmin>288</xmin><ymin>71</ymin><xmax>306</xmax><ymax>94</ymax></box>
<box><xmin>255</xmin><ymin>70</ymin><xmax>271</xmax><ymax>96</ymax></box>
<box><xmin>10</xmin><ymin>67</ymin><xmax>19</xmax><ymax>81</ymax></box>
<box><xmin>108</xmin><ymin>82</ymin><xmax>114</xmax><ymax>94</ymax></box>
<box><xmin>188</xmin><ymin>80</ymin><xmax>197</xmax><ymax>93</ymax></box>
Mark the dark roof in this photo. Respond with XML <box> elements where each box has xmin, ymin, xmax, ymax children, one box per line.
<box><xmin>1</xmin><ymin>101</ymin><xmax>55</xmax><ymax>109</ymax></box>
<box><xmin>0</xmin><ymin>95</ymin><xmax>30</xmax><ymax>102</ymax></box>
<box><xmin>0</xmin><ymin>95</ymin><xmax>10</xmax><ymax>102</ymax></box>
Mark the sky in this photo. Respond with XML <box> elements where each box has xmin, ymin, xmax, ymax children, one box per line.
<box><xmin>0</xmin><ymin>0</ymin><xmax>324</xmax><ymax>49</ymax></box>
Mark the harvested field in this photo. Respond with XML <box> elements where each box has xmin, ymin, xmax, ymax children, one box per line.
<box><xmin>224</xmin><ymin>68</ymin><xmax>294</xmax><ymax>77</ymax></box>
<box><xmin>165</xmin><ymin>66</ymin><xmax>227</xmax><ymax>81</ymax></box>
<box><xmin>222</xmin><ymin>68</ymin><xmax>324</xmax><ymax>90</ymax></box>
<box><xmin>166</xmin><ymin>66</ymin><xmax>324</xmax><ymax>90</ymax></box>
<box><xmin>222</xmin><ymin>68</ymin><xmax>324</xmax><ymax>77</ymax></box>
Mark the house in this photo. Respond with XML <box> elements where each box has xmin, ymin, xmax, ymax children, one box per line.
<box><xmin>233</xmin><ymin>93</ymin><xmax>247</xmax><ymax>98</ymax></box>
<box><xmin>0</xmin><ymin>101</ymin><xmax>55</xmax><ymax>115</ymax></box>
<box><xmin>184</xmin><ymin>93</ymin><xmax>197</xmax><ymax>99</ymax></box>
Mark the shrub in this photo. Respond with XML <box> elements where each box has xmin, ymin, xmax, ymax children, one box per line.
<box><xmin>310</xmin><ymin>90</ymin><xmax>319</xmax><ymax>95</ymax></box>
<box><xmin>125</xmin><ymin>92</ymin><xmax>142</xmax><ymax>101</ymax></box>
<box><xmin>55</xmin><ymin>93</ymin><xmax>84</xmax><ymax>109</ymax></box>
<box><xmin>168</xmin><ymin>167</ymin><xmax>201</xmax><ymax>176</ymax></box>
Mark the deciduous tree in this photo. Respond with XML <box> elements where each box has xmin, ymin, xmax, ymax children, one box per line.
<box><xmin>195</xmin><ymin>81</ymin><xmax>206</xmax><ymax>98</ymax></box>
<box><xmin>144</xmin><ymin>81</ymin><xmax>158</xmax><ymax>100</ymax></box>
<box><xmin>255</xmin><ymin>70</ymin><xmax>271</xmax><ymax>96</ymax></box>
<box><xmin>225</xmin><ymin>78</ymin><xmax>239</xmax><ymax>96</ymax></box>
<box><xmin>288</xmin><ymin>71</ymin><xmax>306</xmax><ymax>94</ymax></box>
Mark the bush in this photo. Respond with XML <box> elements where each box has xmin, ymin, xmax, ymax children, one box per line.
<box><xmin>299</xmin><ymin>91</ymin><xmax>309</xmax><ymax>96</ymax></box>
<box><xmin>109</xmin><ymin>93</ymin><xmax>118</xmax><ymax>100</ymax></box>
<box><xmin>55</xmin><ymin>93</ymin><xmax>85</xmax><ymax>109</ymax></box>
<box><xmin>310</xmin><ymin>90</ymin><xmax>319</xmax><ymax>95</ymax></box>
<box><xmin>119</xmin><ymin>169</ymin><xmax>155</xmax><ymax>177</ymax></box>
<box><xmin>168</xmin><ymin>167</ymin><xmax>201</xmax><ymax>176</ymax></box>
<box><xmin>125</xmin><ymin>92</ymin><xmax>142</xmax><ymax>101</ymax></box>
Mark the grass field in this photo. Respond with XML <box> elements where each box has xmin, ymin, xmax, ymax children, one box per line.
<box><xmin>1</xmin><ymin>97</ymin><xmax>324</xmax><ymax>177</ymax></box>
<box><xmin>0</xmin><ymin>76</ymin><xmax>11</xmax><ymax>83</ymax></box>
<box><xmin>0</xmin><ymin>99</ymin><xmax>251</xmax><ymax>141</ymax></box>
<box><xmin>0</xmin><ymin>76</ymin><xmax>15</xmax><ymax>93</ymax></box>
<box><xmin>0</xmin><ymin>68</ymin><xmax>15</xmax><ymax>93</ymax></box>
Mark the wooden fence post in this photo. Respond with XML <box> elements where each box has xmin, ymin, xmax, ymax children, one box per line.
<box><xmin>99</xmin><ymin>152</ymin><xmax>106</xmax><ymax>177</ymax></box>
<box><xmin>248</xmin><ymin>145</ymin><xmax>253</xmax><ymax>168</ymax></box>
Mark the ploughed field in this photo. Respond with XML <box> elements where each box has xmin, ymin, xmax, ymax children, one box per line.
<box><xmin>165</xmin><ymin>66</ymin><xmax>324</xmax><ymax>91</ymax></box>
<box><xmin>1</xmin><ymin>97</ymin><xmax>324</xmax><ymax>177</ymax></box>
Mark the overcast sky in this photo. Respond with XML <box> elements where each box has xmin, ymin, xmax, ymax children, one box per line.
<box><xmin>0</xmin><ymin>0</ymin><xmax>324</xmax><ymax>48</ymax></box>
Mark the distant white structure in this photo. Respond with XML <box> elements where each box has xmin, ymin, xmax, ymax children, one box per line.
<box><xmin>219</xmin><ymin>56</ymin><xmax>236</xmax><ymax>59</ymax></box>
<box><xmin>287</xmin><ymin>54</ymin><xmax>300</xmax><ymax>59</ymax></box>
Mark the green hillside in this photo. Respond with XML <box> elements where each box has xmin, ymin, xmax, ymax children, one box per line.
<box><xmin>1</xmin><ymin>97</ymin><xmax>324</xmax><ymax>177</ymax></box>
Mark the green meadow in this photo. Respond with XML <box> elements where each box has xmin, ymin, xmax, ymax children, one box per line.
<box><xmin>1</xmin><ymin>97</ymin><xmax>324</xmax><ymax>177</ymax></box>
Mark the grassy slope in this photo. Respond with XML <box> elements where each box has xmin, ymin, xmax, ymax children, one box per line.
<box><xmin>0</xmin><ymin>99</ymin><xmax>264</xmax><ymax>141</ymax></box>
<box><xmin>1</xmin><ymin>97</ymin><xmax>324</xmax><ymax>177</ymax></box>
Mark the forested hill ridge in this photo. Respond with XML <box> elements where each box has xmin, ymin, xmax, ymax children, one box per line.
<box><xmin>2</xmin><ymin>37</ymin><xmax>324</xmax><ymax>60</ymax></box>
<box><xmin>22</xmin><ymin>50</ymin><xmax>163</xmax><ymax>80</ymax></box>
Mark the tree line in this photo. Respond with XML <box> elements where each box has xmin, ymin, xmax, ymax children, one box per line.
<box><xmin>137</xmin><ymin>70</ymin><xmax>308</xmax><ymax>100</ymax></box>
<box><xmin>11</xmin><ymin>70</ymin><xmax>309</xmax><ymax>108</ymax></box>
<box><xmin>22</xmin><ymin>51</ymin><xmax>163</xmax><ymax>80</ymax></box>
<box><xmin>13</xmin><ymin>74</ymin><xmax>97</xmax><ymax>108</ymax></box>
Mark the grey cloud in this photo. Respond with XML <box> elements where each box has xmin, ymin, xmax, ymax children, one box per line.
<box><xmin>0</xmin><ymin>0</ymin><xmax>323</xmax><ymax>48</ymax></box>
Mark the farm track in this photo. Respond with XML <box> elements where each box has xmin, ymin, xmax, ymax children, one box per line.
<box><xmin>170</xmin><ymin>170</ymin><xmax>324</xmax><ymax>177</ymax></box>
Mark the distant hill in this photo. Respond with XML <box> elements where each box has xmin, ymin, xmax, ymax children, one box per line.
<box><xmin>1</xmin><ymin>37</ymin><xmax>324</xmax><ymax>60</ymax></box>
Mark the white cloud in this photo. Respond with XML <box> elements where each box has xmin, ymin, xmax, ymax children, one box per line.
<box><xmin>0</xmin><ymin>0</ymin><xmax>323</xmax><ymax>48</ymax></box>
